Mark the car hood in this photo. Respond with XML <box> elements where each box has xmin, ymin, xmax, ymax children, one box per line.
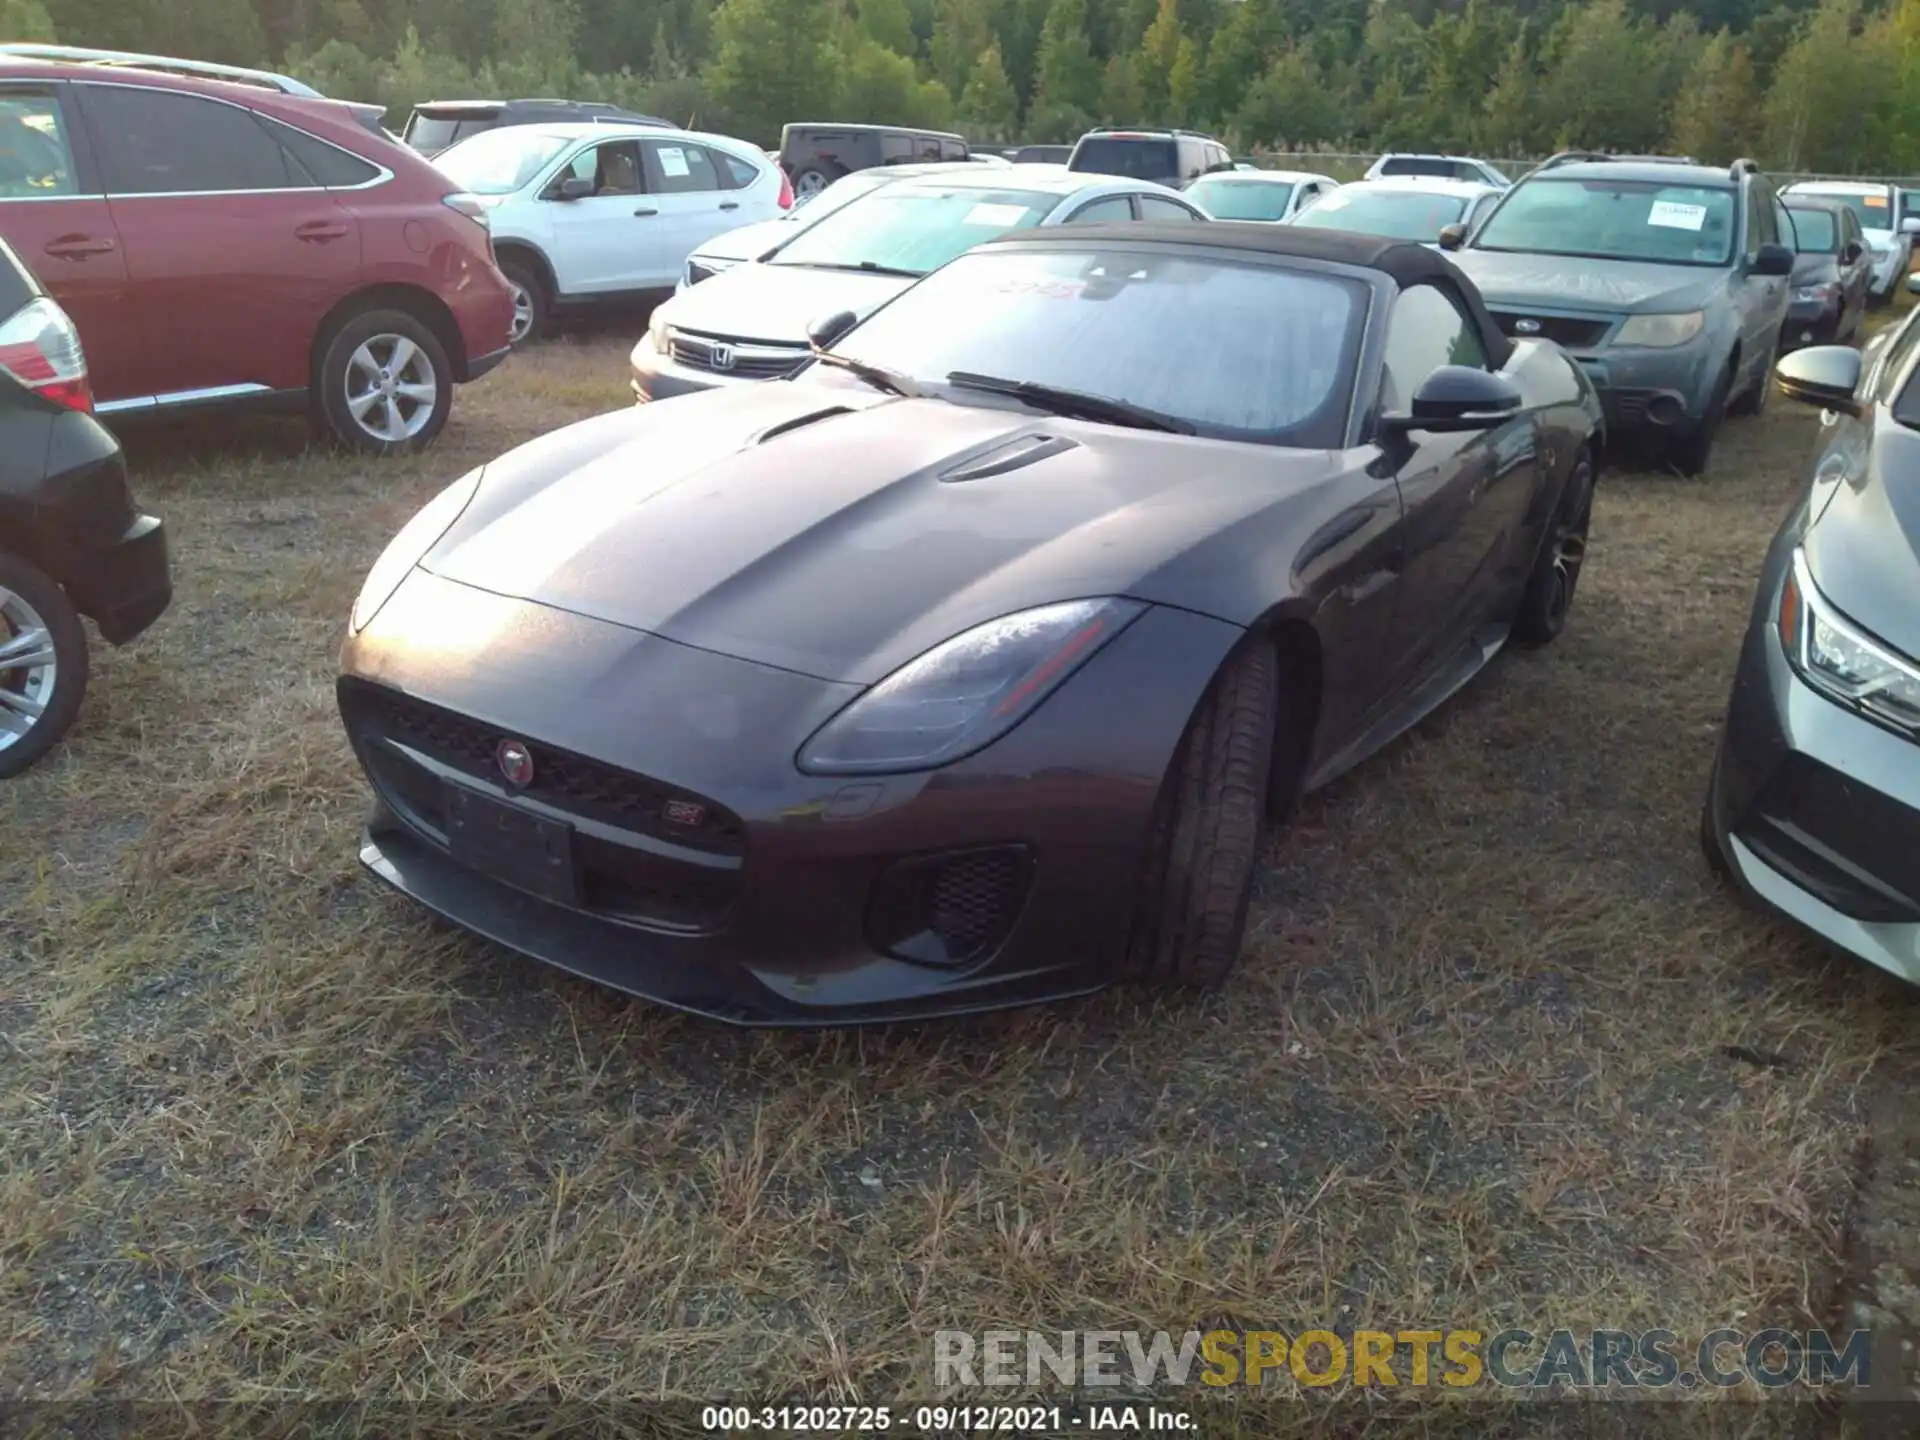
<box><xmin>652</xmin><ymin>263</ymin><xmax>916</xmax><ymax>346</ymax></box>
<box><xmin>421</xmin><ymin>383</ymin><xmax>1350</xmax><ymax>685</ymax></box>
<box><xmin>1805</xmin><ymin>427</ymin><xmax>1920</xmax><ymax>660</ymax></box>
<box><xmin>693</xmin><ymin>219</ymin><xmax>797</xmax><ymax>265</ymax></box>
<box><xmin>1451</xmin><ymin>249</ymin><xmax>1725</xmax><ymax>313</ymax></box>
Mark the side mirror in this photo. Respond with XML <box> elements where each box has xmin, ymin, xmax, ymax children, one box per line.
<box><xmin>806</xmin><ymin>309</ymin><xmax>859</xmax><ymax>351</ymax></box>
<box><xmin>1841</xmin><ymin>242</ymin><xmax>1864</xmax><ymax>265</ymax></box>
<box><xmin>551</xmin><ymin>176</ymin><xmax>594</xmax><ymax>202</ymax></box>
<box><xmin>1379</xmin><ymin>365</ymin><xmax>1524</xmax><ymax>437</ymax></box>
<box><xmin>1774</xmin><ymin>345</ymin><xmax>1862</xmax><ymax>416</ymax></box>
<box><xmin>1902</xmin><ymin>215</ymin><xmax>1920</xmax><ymax>234</ymax></box>
<box><xmin>1751</xmin><ymin>242</ymin><xmax>1795</xmax><ymax>277</ymax></box>
<box><xmin>1436</xmin><ymin>223</ymin><xmax>1467</xmax><ymax>251</ymax></box>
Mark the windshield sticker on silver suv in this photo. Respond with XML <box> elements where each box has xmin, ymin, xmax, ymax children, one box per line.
<box><xmin>1648</xmin><ymin>201</ymin><xmax>1707</xmax><ymax>231</ymax></box>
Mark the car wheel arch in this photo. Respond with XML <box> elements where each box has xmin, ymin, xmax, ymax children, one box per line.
<box><xmin>491</xmin><ymin>240</ymin><xmax>559</xmax><ymax>304</ymax></box>
<box><xmin>1242</xmin><ymin>611</ymin><xmax>1322</xmax><ymax>820</ymax></box>
<box><xmin>312</xmin><ymin>284</ymin><xmax>470</xmax><ymax>385</ymax></box>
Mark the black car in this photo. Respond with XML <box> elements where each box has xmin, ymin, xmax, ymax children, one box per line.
<box><xmin>337</xmin><ymin>223</ymin><xmax>1603</xmax><ymax>1026</ymax></box>
<box><xmin>0</xmin><ymin>240</ymin><xmax>170</xmax><ymax>777</ymax></box>
<box><xmin>1781</xmin><ymin>198</ymin><xmax>1871</xmax><ymax>350</ymax></box>
<box><xmin>1702</xmin><ymin>325</ymin><xmax>1920</xmax><ymax>987</ymax></box>
<box><xmin>1067</xmin><ymin>127</ymin><xmax>1234</xmax><ymax>189</ymax></box>
<box><xmin>401</xmin><ymin>99</ymin><xmax>671</xmax><ymax>156</ymax></box>
<box><xmin>779</xmin><ymin>123</ymin><xmax>971</xmax><ymax>203</ymax></box>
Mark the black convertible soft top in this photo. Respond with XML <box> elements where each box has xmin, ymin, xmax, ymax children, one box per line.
<box><xmin>989</xmin><ymin>219</ymin><xmax>1515</xmax><ymax>368</ymax></box>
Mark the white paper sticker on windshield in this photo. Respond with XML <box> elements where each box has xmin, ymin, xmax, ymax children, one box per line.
<box><xmin>963</xmin><ymin>202</ymin><xmax>1031</xmax><ymax>226</ymax></box>
<box><xmin>1648</xmin><ymin>200</ymin><xmax>1707</xmax><ymax>231</ymax></box>
<box><xmin>658</xmin><ymin>146</ymin><xmax>689</xmax><ymax>177</ymax></box>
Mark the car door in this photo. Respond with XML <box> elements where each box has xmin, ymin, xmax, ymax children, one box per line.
<box><xmin>1740</xmin><ymin>186</ymin><xmax>1788</xmax><ymax>371</ymax></box>
<box><xmin>639</xmin><ymin>139</ymin><xmax>748</xmax><ymax>288</ymax></box>
<box><xmin>72</xmin><ymin>81</ymin><xmax>362</xmax><ymax>403</ymax></box>
<box><xmin>1380</xmin><ymin>283</ymin><xmax>1538</xmax><ymax>681</ymax></box>
<box><xmin>0</xmin><ymin>82</ymin><xmax>143</xmax><ymax>404</ymax></box>
<box><xmin>544</xmin><ymin>137</ymin><xmax>666</xmax><ymax>295</ymax></box>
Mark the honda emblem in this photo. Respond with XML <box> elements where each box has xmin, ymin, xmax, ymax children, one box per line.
<box><xmin>496</xmin><ymin>739</ymin><xmax>535</xmax><ymax>789</ymax></box>
<box><xmin>709</xmin><ymin>342</ymin><xmax>735</xmax><ymax>371</ymax></box>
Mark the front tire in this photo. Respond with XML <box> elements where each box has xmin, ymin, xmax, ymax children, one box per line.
<box><xmin>1124</xmin><ymin>638</ymin><xmax>1277</xmax><ymax>988</ymax></box>
<box><xmin>1668</xmin><ymin>364</ymin><xmax>1731</xmax><ymax>477</ymax></box>
<box><xmin>0</xmin><ymin>551</ymin><xmax>89</xmax><ymax>779</ymax></box>
<box><xmin>314</xmin><ymin>309</ymin><xmax>453</xmax><ymax>457</ymax></box>
<box><xmin>1513</xmin><ymin>450</ymin><xmax>1595</xmax><ymax>646</ymax></box>
<box><xmin>499</xmin><ymin>258</ymin><xmax>549</xmax><ymax>346</ymax></box>
<box><xmin>1727</xmin><ymin>338</ymin><xmax>1775</xmax><ymax>418</ymax></box>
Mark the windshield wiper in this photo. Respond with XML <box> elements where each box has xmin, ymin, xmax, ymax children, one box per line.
<box><xmin>945</xmin><ymin>371</ymin><xmax>1196</xmax><ymax>434</ymax></box>
<box><xmin>779</xmin><ymin>260</ymin><xmax>925</xmax><ymax>278</ymax></box>
<box><xmin>812</xmin><ymin>351</ymin><xmax>922</xmax><ymax>397</ymax></box>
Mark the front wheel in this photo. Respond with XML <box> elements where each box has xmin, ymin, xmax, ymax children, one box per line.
<box><xmin>499</xmin><ymin>258</ymin><xmax>549</xmax><ymax>346</ymax></box>
<box><xmin>315</xmin><ymin>309</ymin><xmax>453</xmax><ymax>456</ymax></box>
<box><xmin>1668</xmin><ymin>365</ymin><xmax>1731</xmax><ymax>477</ymax></box>
<box><xmin>1727</xmin><ymin>339</ymin><xmax>1775</xmax><ymax>418</ymax></box>
<box><xmin>1123</xmin><ymin>637</ymin><xmax>1277</xmax><ymax>989</ymax></box>
<box><xmin>0</xmin><ymin>551</ymin><xmax>89</xmax><ymax>779</ymax></box>
<box><xmin>1513</xmin><ymin>450</ymin><xmax>1595</xmax><ymax>645</ymax></box>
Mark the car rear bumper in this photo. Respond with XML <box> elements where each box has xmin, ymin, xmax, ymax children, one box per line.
<box><xmin>449</xmin><ymin>264</ymin><xmax>517</xmax><ymax>380</ymax></box>
<box><xmin>70</xmin><ymin>513</ymin><xmax>171</xmax><ymax>645</ymax></box>
<box><xmin>1705</xmin><ymin>558</ymin><xmax>1920</xmax><ymax>985</ymax></box>
<box><xmin>339</xmin><ymin>569</ymin><xmax>1241</xmax><ymax>1025</ymax></box>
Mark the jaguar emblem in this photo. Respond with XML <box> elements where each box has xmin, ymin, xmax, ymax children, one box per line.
<box><xmin>496</xmin><ymin>739</ymin><xmax>535</xmax><ymax>789</ymax></box>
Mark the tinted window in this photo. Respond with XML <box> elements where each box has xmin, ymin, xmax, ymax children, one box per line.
<box><xmin>1071</xmin><ymin>138</ymin><xmax>1178</xmax><ymax>182</ymax></box>
<box><xmin>406</xmin><ymin>114</ymin><xmax>495</xmax><ymax>151</ymax></box>
<box><xmin>917</xmin><ymin>137</ymin><xmax>942</xmax><ymax>160</ymax></box>
<box><xmin>261</xmin><ymin>117</ymin><xmax>382</xmax><ymax>188</ymax></box>
<box><xmin>770</xmin><ymin>185</ymin><xmax>1057</xmax><ymax>276</ymax></box>
<box><xmin>644</xmin><ymin>140</ymin><xmax>722</xmax><ymax>193</ymax></box>
<box><xmin>881</xmin><ymin>134</ymin><xmax>914</xmax><ymax>164</ymax></box>
<box><xmin>1139</xmin><ymin>196</ymin><xmax>1200</xmax><ymax>221</ymax></box>
<box><xmin>1188</xmin><ymin>177</ymin><xmax>1293</xmax><ymax>221</ymax></box>
<box><xmin>717</xmin><ymin>151</ymin><xmax>760</xmax><ymax>189</ymax></box>
<box><xmin>84</xmin><ymin>85</ymin><xmax>298</xmax><ymax>194</ymax></box>
<box><xmin>1379</xmin><ymin>285</ymin><xmax>1488</xmax><ymax>414</ymax></box>
<box><xmin>1065</xmin><ymin>195</ymin><xmax>1133</xmax><ymax>223</ymax></box>
<box><xmin>423</xmin><ymin>125</ymin><xmax>569</xmax><ymax>195</ymax></box>
<box><xmin>940</xmin><ymin>139</ymin><xmax>968</xmax><ymax>162</ymax></box>
<box><xmin>1295</xmin><ymin>187</ymin><xmax>1468</xmax><ymax>241</ymax></box>
<box><xmin>829</xmin><ymin>247</ymin><xmax>1367</xmax><ymax>447</ymax></box>
<box><xmin>1475</xmin><ymin>177</ymin><xmax>1738</xmax><ymax>265</ymax></box>
<box><xmin>1786</xmin><ymin>205</ymin><xmax>1838</xmax><ymax>252</ymax></box>
<box><xmin>1379</xmin><ymin>157</ymin><xmax>1461</xmax><ymax>180</ymax></box>
<box><xmin>0</xmin><ymin>91</ymin><xmax>78</xmax><ymax>198</ymax></box>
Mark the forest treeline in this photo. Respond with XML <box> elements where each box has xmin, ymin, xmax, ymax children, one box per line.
<box><xmin>6</xmin><ymin>0</ymin><xmax>1920</xmax><ymax>173</ymax></box>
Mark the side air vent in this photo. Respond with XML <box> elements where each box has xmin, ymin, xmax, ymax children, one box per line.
<box><xmin>753</xmin><ymin>407</ymin><xmax>853</xmax><ymax>444</ymax></box>
<box><xmin>939</xmin><ymin>433</ymin><xmax>1080</xmax><ymax>482</ymax></box>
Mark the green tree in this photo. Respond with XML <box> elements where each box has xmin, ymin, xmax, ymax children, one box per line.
<box><xmin>856</xmin><ymin>0</ymin><xmax>917</xmax><ymax>55</ymax></box>
<box><xmin>1539</xmin><ymin>0</ymin><xmax>1669</xmax><ymax>152</ymax></box>
<box><xmin>1669</xmin><ymin>31</ymin><xmax>1763</xmax><ymax>163</ymax></box>
<box><xmin>1167</xmin><ymin>33</ymin><xmax>1201</xmax><ymax>124</ymax></box>
<box><xmin>958</xmin><ymin>39</ymin><xmax>1019</xmax><ymax>136</ymax></box>
<box><xmin>1765</xmin><ymin>0</ymin><xmax>1898</xmax><ymax>171</ymax></box>
<box><xmin>0</xmin><ymin>0</ymin><xmax>56</xmax><ymax>40</ymax></box>
<box><xmin>704</xmin><ymin>0</ymin><xmax>840</xmax><ymax>143</ymax></box>
<box><xmin>1133</xmin><ymin>0</ymin><xmax>1182</xmax><ymax>117</ymax></box>
<box><xmin>1032</xmin><ymin>0</ymin><xmax>1102</xmax><ymax>122</ymax></box>
<box><xmin>1476</xmin><ymin>23</ymin><xmax>1538</xmax><ymax>157</ymax></box>
<box><xmin>930</xmin><ymin>0</ymin><xmax>994</xmax><ymax>96</ymax></box>
<box><xmin>1235</xmin><ymin>45</ymin><xmax>1349</xmax><ymax>146</ymax></box>
<box><xmin>840</xmin><ymin>35</ymin><xmax>955</xmax><ymax>125</ymax></box>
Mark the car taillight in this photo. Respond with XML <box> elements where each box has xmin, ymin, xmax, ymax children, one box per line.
<box><xmin>777</xmin><ymin>169</ymin><xmax>794</xmax><ymax>210</ymax></box>
<box><xmin>0</xmin><ymin>296</ymin><xmax>92</xmax><ymax>412</ymax></box>
<box><xmin>443</xmin><ymin>192</ymin><xmax>491</xmax><ymax>230</ymax></box>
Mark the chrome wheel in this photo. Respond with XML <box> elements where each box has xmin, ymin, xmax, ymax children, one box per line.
<box><xmin>344</xmin><ymin>333</ymin><xmax>439</xmax><ymax>444</ymax></box>
<box><xmin>508</xmin><ymin>282</ymin><xmax>535</xmax><ymax>344</ymax></box>
<box><xmin>0</xmin><ymin>585</ymin><xmax>57</xmax><ymax>756</ymax></box>
<box><xmin>1545</xmin><ymin>467</ymin><xmax>1594</xmax><ymax>626</ymax></box>
<box><xmin>793</xmin><ymin>169</ymin><xmax>829</xmax><ymax>202</ymax></box>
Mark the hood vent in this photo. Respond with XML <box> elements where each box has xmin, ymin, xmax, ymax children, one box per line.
<box><xmin>753</xmin><ymin>406</ymin><xmax>853</xmax><ymax>445</ymax></box>
<box><xmin>939</xmin><ymin>433</ymin><xmax>1080</xmax><ymax>483</ymax></box>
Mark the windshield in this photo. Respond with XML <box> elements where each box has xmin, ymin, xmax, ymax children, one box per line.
<box><xmin>433</xmin><ymin>127</ymin><xmax>571</xmax><ymax>195</ymax></box>
<box><xmin>1786</xmin><ymin>208</ymin><xmax>1838</xmax><ymax>253</ymax></box>
<box><xmin>770</xmin><ymin>186</ymin><xmax>1057</xmax><ymax>276</ymax></box>
<box><xmin>790</xmin><ymin>169</ymin><xmax>896</xmax><ymax>220</ymax></box>
<box><xmin>1474</xmin><ymin>177</ymin><xmax>1738</xmax><ymax>265</ymax></box>
<box><xmin>1188</xmin><ymin>177</ymin><xmax>1294</xmax><ymax>221</ymax></box>
<box><xmin>825</xmin><ymin>246</ymin><xmax>1366</xmax><ymax>447</ymax></box>
<box><xmin>406</xmin><ymin>113</ymin><xmax>495</xmax><ymax>152</ymax></box>
<box><xmin>1801</xmin><ymin>190</ymin><xmax>1894</xmax><ymax>235</ymax></box>
<box><xmin>1293</xmin><ymin>188</ymin><xmax>1468</xmax><ymax>242</ymax></box>
<box><xmin>1070</xmin><ymin>138</ymin><xmax>1177</xmax><ymax>182</ymax></box>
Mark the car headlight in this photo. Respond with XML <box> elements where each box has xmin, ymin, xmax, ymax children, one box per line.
<box><xmin>649</xmin><ymin>307</ymin><xmax>671</xmax><ymax>353</ymax></box>
<box><xmin>1779</xmin><ymin>548</ymin><xmax>1920</xmax><ymax>736</ymax></box>
<box><xmin>1794</xmin><ymin>283</ymin><xmax>1838</xmax><ymax>304</ymax></box>
<box><xmin>1614</xmin><ymin>311</ymin><xmax>1706</xmax><ymax>348</ymax></box>
<box><xmin>796</xmin><ymin>598</ymin><xmax>1147</xmax><ymax>774</ymax></box>
<box><xmin>350</xmin><ymin>469</ymin><xmax>483</xmax><ymax>634</ymax></box>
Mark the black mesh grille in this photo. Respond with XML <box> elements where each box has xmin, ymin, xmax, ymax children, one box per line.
<box><xmin>928</xmin><ymin>851</ymin><xmax>1022</xmax><ymax>956</ymax></box>
<box><xmin>1490</xmin><ymin>311</ymin><xmax>1614</xmax><ymax>349</ymax></box>
<box><xmin>340</xmin><ymin>680</ymin><xmax>744</xmax><ymax>855</ymax></box>
<box><xmin>1737</xmin><ymin>753</ymin><xmax>1920</xmax><ymax>923</ymax></box>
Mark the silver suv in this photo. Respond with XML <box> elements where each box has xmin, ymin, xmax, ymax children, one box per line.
<box><xmin>1445</xmin><ymin>153</ymin><xmax>1793</xmax><ymax>475</ymax></box>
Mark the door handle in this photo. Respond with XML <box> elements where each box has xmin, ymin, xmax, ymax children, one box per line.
<box><xmin>634</xmin><ymin>207</ymin><xmax>658</xmax><ymax>218</ymax></box>
<box><xmin>294</xmin><ymin>221</ymin><xmax>350</xmax><ymax>242</ymax></box>
<box><xmin>43</xmin><ymin>235</ymin><xmax>115</xmax><ymax>259</ymax></box>
<box><xmin>719</xmin><ymin>201</ymin><xmax>739</xmax><ymax>211</ymax></box>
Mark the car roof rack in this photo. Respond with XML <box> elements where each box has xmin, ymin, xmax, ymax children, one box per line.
<box><xmin>1081</xmin><ymin>125</ymin><xmax>1221</xmax><ymax>140</ymax></box>
<box><xmin>0</xmin><ymin>42</ymin><xmax>324</xmax><ymax>97</ymax></box>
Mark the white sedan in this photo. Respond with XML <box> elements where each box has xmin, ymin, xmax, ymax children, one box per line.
<box><xmin>1184</xmin><ymin>169</ymin><xmax>1342</xmax><ymax>223</ymax></box>
<box><xmin>1290</xmin><ymin>178</ymin><xmax>1506</xmax><ymax>248</ymax></box>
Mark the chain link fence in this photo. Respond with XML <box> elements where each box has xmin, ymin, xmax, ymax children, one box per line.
<box><xmin>1236</xmin><ymin>150</ymin><xmax>1920</xmax><ymax>189</ymax></box>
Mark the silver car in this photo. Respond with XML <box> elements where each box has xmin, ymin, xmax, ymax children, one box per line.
<box><xmin>1779</xmin><ymin>179</ymin><xmax>1920</xmax><ymax>307</ymax></box>
<box><xmin>1290</xmin><ymin>177</ymin><xmax>1505</xmax><ymax>246</ymax></box>
<box><xmin>631</xmin><ymin>166</ymin><xmax>1209</xmax><ymax>403</ymax></box>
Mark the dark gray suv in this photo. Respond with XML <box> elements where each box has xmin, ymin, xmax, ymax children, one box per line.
<box><xmin>1445</xmin><ymin>153</ymin><xmax>1794</xmax><ymax>475</ymax></box>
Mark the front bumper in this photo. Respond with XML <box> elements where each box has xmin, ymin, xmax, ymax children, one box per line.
<box><xmin>629</xmin><ymin>331</ymin><xmax>803</xmax><ymax>404</ymax></box>
<box><xmin>1705</xmin><ymin>559</ymin><xmax>1920</xmax><ymax>985</ymax></box>
<box><xmin>1562</xmin><ymin>343</ymin><xmax>1716</xmax><ymax>440</ymax></box>
<box><xmin>1782</xmin><ymin>300</ymin><xmax>1843</xmax><ymax>350</ymax></box>
<box><xmin>340</xmin><ymin>569</ymin><xmax>1242</xmax><ymax>1025</ymax></box>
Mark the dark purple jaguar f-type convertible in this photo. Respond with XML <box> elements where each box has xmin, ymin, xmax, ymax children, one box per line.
<box><xmin>337</xmin><ymin>223</ymin><xmax>1605</xmax><ymax>1025</ymax></box>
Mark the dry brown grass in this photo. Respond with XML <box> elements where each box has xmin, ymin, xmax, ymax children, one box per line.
<box><xmin>2</xmin><ymin>312</ymin><xmax>1915</xmax><ymax>1433</ymax></box>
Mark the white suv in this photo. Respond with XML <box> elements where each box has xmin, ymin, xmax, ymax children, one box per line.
<box><xmin>433</xmin><ymin>122</ymin><xmax>791</xmax><ymax>342</ymax></box>
<box><xmin>1780</xmin><ymin>179</ymin><xmax>1920</xmax><ymax>306</ymax></box>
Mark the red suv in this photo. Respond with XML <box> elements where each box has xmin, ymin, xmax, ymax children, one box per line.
<box><xmin>0</xmin><ymin>60</ymin><xmax>515</xmax><ymax>454</ymax></box>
